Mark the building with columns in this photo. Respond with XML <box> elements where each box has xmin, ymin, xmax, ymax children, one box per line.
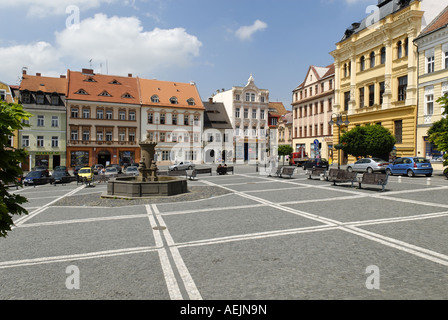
<box><xmin>330</xmin><ymin>0</ymin><xmax>423</xmax><ymax>164</ymax></box>
<box><xmin>414</xmin><ymin>5</ymin><xmax>448</xmax><ymax>160</ymax></box>
<box><xmin>212</xmin><ymin>75</ymin><xmax>270</xmax><ymax>163</ymax></box>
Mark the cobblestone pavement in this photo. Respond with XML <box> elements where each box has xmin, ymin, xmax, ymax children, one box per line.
<box><xmin>1</xmin><ymin>165</ymin><xmax>448</xmax><ymax>301</ymax></box>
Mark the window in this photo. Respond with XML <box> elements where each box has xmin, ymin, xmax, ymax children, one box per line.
<box><xmin>75</xmin><ymin>89</ymin><xmax>88</xmax><ymax>95</ymax></box>
<box><xmin>394</xmin><ymin>120</ymin><xmax>403</xmax><ymax>144</ymax></box>
<box><xmin>252</xmin><ymin>109</ymin><xmax>257</xmax><ymax>119</ymax></box>
<box><xmin>235</xmin><ymin>94</ymin><xmax>240</xmax><ymax>101</ymax></box>
<box><xmin>427</xmin><ymin>55</ymin><xmax>435</xmax><ymax>73</ymax></box>
<box><xmin>36</xmin><ymin>92</ymin><xmax>45</xmax><ymax>104</ymax></box>
<box><xmin>244</xmin><ymin>126</ymin><xmax>249</xmax><ymax>136</ymax></box>
<box><xmin>397</xmin><ymin>41</ymin><xmax>402</xmax><ymax>59</ymax></box>
<box><xmin>122</xmin><ymin>93</ymin><xmax>133</xmax><ymax>99</ymax></box>
<box><xmin>37</xmin><ymin>136</ymin><xmax>44</xmax><ymax>147</ymax></box>
<box><xmin>151</xmin><ymin>95</ymin><xmax>159</xmax><ymax>103</ymax></box>
<box><xmin>369</xmin><ymin>84</ymin><xmax>375</xmax><ymax>106</ymax></box>
<box><xmin>106</xmin><ymin>110</ymin><xmax>113</xmax><ymax>120</ymax></box>
<box><xmin>321</xmin><ymin>83</ymin><xmax>325</xmax><ymax>93</ymax></box>
<box><xmin>83</xmin><ymin>109</ymin><xmax>90</xmax><ymax>119</ymax></box>
<box><xmin>170</xmin><ymin>97</ymin><xmax>178</xmax><ymax>104</ymax></box>
<box><xmin>71</xmin><ymin>130</ymin><xmax>78</xmax><ymax>140</ymax></box>
<box><xmin>261</xmin><ymin>96</ymin><xmax>265</xmax><ymax>103</ymax></box>
<box><xmin>129</xmin><ymin>132</ymin><xmax>135</xmax><ymax>142</ymax></box>
<box><xmin>379</xmin><ymin>82</ymin><xmax>385</xmax><ymax>105</ymax></box>
<box><xmin>37</xmin><ymin>115</ymin><xmax>44</xmax><ymax>127</ymax></box>
<box><xmin>160</xmin><ymin>114</ymin><xmax>166</xmax><ymax>124</ymax></box>
<box><xmin>398</xmin><ymin>76</ymin><xmax>407</xmax><ymax>101</ymax></box>
<box><xmin>99</xmin><ymin>91</ymin><xmax>111</xmax><ymax>97</ymax></box>
<box><xmin>172</xmin><ymin>114</ymin><xmax>177</xmax><ymax>125</ymax></box>
<box><xmin>405</xmin><ymin>38</ymin><xmax>409</xmax><ymax>56</ymax></box>
<box><xmin>51</xmin><ymin>116</ymin><xmax>59</xmax><ymax>127</ymax></box>
<box><xmin>426</xmin><ymin>94</ymin><xmax>434</xmax><ymax>116</ymax></box>
<box><xmin>184</xmin><ymin>115</ymin><xmax>189</xmax><ymax>125</ymax></box>
<box><xmin>310</xmin><ymin>87</ymin><xmax>313</xmax><ymax>96</ymax></box>
<box><xmin>160</xmin><ymin>132</ymin><xmax>166</xmax><ymax>142</ymax></box>
<box><xmin>194</xmin><ymin>115</ymin><xmax>199</xmax><ymax>126</ymax></box>
<box><xmin>119</xmin><ymin>111</ymin><xmax>126</xmax><ymax>120</ymax></box>
<box><xmin>172</xmin><ymin>133</ymin><xmax>178</xmax><ymax>142</ymax></box>
<box><xmin>0</xmin><ymin>90</ymin><xmax>6</xmax><ymax>101</ymax></box>
<box><xmin>85</xmin><ymin>77</ymin><xmax>96</xmax><ymax>82</ymax></box>
<box><xmin>245</xmin><ymin>93</ymin><xmax>250</xmax><ymax>102</ymax></box>
<box><xmin>71</xmin><ymin>108</ymin><xmax>78</xmax><ymax>118</ymax></box>
<box><xmin>106</xmin><ymin>131</ymin><xmax>113</xmax><ymax>142</ymax></box>
<box><xmin>51</xmin><ymin>95</ymin><xmax>59</xmax><ymax>105</ymax></box>
<box><xmin>235</xmin><ymin>108</ymin><xmax>240</xmax><ymax>118</ymax></box>
<box><xmin>444</xmin><ymin>45</ymin><xmax>448</xmax><ymax>69</ymax></box>
<box><xmin>51</xmin><ymin>136</ymin><xmax>59</xmax><ymax>148</ymax></box>
<box><xmin>244</xmin><ymin>109</ymin><xmax>249</xmax><ymax>118</ymax></box>
<box><xmin>148</xmin><ymin>113</ymin><xmax>153</xmax><ymax>124</ymax></box>
<box><xmin>187</xmin><ymin>98</ymin><xmax>195</xmax><ymax>106</ymax></box>
<box><xmin>360</xmin><ymin>56</ymin><xmax>365</xmax><ymax>71</ymax></box>
<box><xmin>251</xmin><ymin>93</ymin><xmax>256</xmax><ymax>102</ymax></box>
<box><xmin>83</xmin><ymin>130</ymin><xmax>90</xmax><ymax>141</ymax></box>
<box><xmin>22</xmin><ymin>135</ymin><xmax>29</xmax><ymax>147</ymax></box>
<box><xmin>97</xmin><ymin>109</ymin><xmax>104</xmax><ymax>119</ymax></box>
<box><xmin>344</xmin><ymin>91</ymin><xmax>350</xmax><ymax>111</ymax></box>
<box><xmin>320</xmin><ymin>101</ymin><xmax>324</xmax><ymax>113</ymax></box>
<box><xmin>329</xmin><ymin>80</ymin><xmax>333</xmax><ymax>90</ymax></box>
<box><xmin>260</xmin><ymin>110</ymin><xmax>265</xmax><ymax>120</ymax></box>
<box><xmin>328</xmin><ymin>98</ymin><xmax>333</xmax><ymax>112</ymax></box>
<box><xmin>380</xmin><ymin>47</ymin><xmax>386</xmax><ymax>64</ymax></box>
<box><xmin>359</xmin><ymin>88</ymin><xmax>365</xmax><ymax>107</ymax></box>
<box><xmin>370</xmin><ymin>52</ymin><xmax>376</xmax><ymax>68</ymax></box>
<box><xmin>344</xmin><ymin>63</ymin><xmax>348</xmax><ymax>78</ymax></box>
<box><xmin>129</xmin><ymin>111</ymin><xmax>135</xmax><ymax>121</ymax></box>
<box><xmin>97</xmin><ymin>131</ymin><xmax>103</xmax><ymax>141</ymax></box>
<box><xmin>119</xmin><ymin>131</ymin><xmax>125</xmax><ymax>141</ymax></box>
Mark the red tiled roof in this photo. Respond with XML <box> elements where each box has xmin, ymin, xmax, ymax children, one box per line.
<box><xmin>420</xmin><ymin>5</ymin><xmax>448</xmax><ymax>36</ymax></box>
<box><xmin>269</xmin><ymin>102</ymin><xmax>288</xmax><ymax>115</ymax></box>
<box><xmin>66</xmin><ymin>70</ymin><xmax>140</xmax><ymax>105</ymax></box>
<box><xmin>139</xmin><ymin>78</ymin><xmax>204</xmax><ymax>110</ymax></box>
<box><xmin>19</xmin><ymin>74</ymin><xmax>67</xmax><ymax>94</ymax></box>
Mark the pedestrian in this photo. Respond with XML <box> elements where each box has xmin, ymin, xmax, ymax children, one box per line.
<box><xmin>99</xmin><ymin>167</ymin><xmax>105</xmax><ymax>183</ymax></box>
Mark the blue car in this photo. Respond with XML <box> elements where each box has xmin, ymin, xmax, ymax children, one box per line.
<box><xmin>386</xmin><ymin>157</ymin><xmax>433</xmax><ymax>177</ymax></box>
<box><xmin>23</xmin><ymin>170</ymin><xmax>47</xmax><ymax>186</ymax></box>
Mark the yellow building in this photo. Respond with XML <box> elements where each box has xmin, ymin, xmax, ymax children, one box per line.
<box><xmin>1</xmin><ymin>81</ymin><xmax>20</xmax><ymax>149</ymax></box>
<box><xmin>414</xmin><ymin>5</ymin><xmax>448</xmax><ymax>163</ymax></box>
<box><xmin>330</xmin><ymin>0</ymin><xmax>423</xmax><ymax>164</ymax></box>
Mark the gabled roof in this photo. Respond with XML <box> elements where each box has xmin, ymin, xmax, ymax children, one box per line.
<box><xmin>139</xmin><ymin>78</ymin><xmax>204</xmax><ymax>110</ymax></box>
<box><xmin>294</xmin><ymin>64</ymin><xmax>334</xmax><ymax>92</ymax></box>
<box><xmin>416</xmin><ymin>4</ymin><xmax>448</xmax><ymax>38</ymax></box>
<box><xmin>19</xmin><ymin>74</ymin><xmax>67</xmax><ymax>94</ymax></box>
<box><xmin>66</xmin><ymin>69</ymin><xmax>140</xmax><ymax>105</ymax></box>
<box><xmin>280</xmin><ymin>112</ymin><xmax>293</xmax><ymax>125</ymax></box>
<box><xmin>268</xmin><ymin>102</ymin><xmax>288</xmax><ymax>116</ymax></box>
<box><xmin>203</xmin><ymin>101</ymin><xmax>233</xmax><ymax>130</ymax></box>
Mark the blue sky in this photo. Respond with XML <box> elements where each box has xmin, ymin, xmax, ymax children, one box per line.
<box><xmin>0</xmin><ymin>0</ymin><xmax>444</xmax><ymax>109</ymax></box>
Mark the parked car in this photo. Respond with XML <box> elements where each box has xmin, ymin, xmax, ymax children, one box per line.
<box><xmin>73</xmin><ymin>165</ymin><xmax>84</xmax><ymax>177</ymax></box>
<box><xmin>108</xmin><ymin>164</ymin><xmax>122</xmax><ymax>174</ymax></box>
<box><xmin>23</xmin><ymin>170</ymin><xmax>47</xmax><ymax>186</ymax></box>
<box><xmin>104</xmin><ymin>167</ymin><xmax>118</xmax><ymax>177</ymax></box>
<box><xmin>52</xmin><ymin>166</ymin><xmax>69</xmax><ymax>175</ymax></box>
<box><xmin>124</xmin><ymin>166</ymin><xmax>139</xmax><ymax>176</ymax></box>
<box><xmin>50</xmin><ymin>170</ymin><xmax>71</xmax><ymax>184</ymax></box>
<box><xmin>444</xmin><ymin>168</ymin><xmax>448</xmax><ymax>179</ymax></box>
<box><xmin>169</xmin><ymin>161</ymin><xmax>195</xmax><ymax>171</ymax></box>
<box><xmin>32</xmin><ymin>166</ymin><xmax>50</xmax><ymax>177</ymax></box>
<box><xmin>386</xmin><ymin>157</ymin><xmax>433</xmax><ymax>177</ymax></box>
<box><xmin>302</xmin><ymin>158</ymin><xmax>329</xmax><ymax>171</ymax></box>
<box><xmin>77</xmin><ymin>167</ymin><xmax>94</xmax><ymax>182</ymax></box>
<box><xmin>92</xmin><ymin>164</ymin><xmax>104</xmax><ymax>175</ymax></box>
<box><xmin>347</xmin><ymin>158</ymin><xmax>389</xmax><ymax>173</ymax></box>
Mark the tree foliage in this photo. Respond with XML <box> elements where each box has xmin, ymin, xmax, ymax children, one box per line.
<box><xmin>340</xmin><ymin>125</ymin><xmax>396</xmax><ymax>160</ymax></box>
<box><xmin>428</xmin><ymin>94</ymin><xmax>448</xmax><ymax>168</ymax></box>
<box><xmin>0</xmin><ymin>101</ymin><xmax>32</xmax><ymax>238</ymax></box>
<box><xmin>277</xmin><ymin>145</ymin><xmax>294</xmax><ymax>166</ymax></box>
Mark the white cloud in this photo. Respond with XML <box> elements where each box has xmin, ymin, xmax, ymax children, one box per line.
<box><xmin>235</xmin><ymin>20</ymin><xmax>268</xmax><ymax>41</ymax></box>
<box><xmin>2</xmin><ymin>0</ymin><xmax>115</xmax><ymax>17</ymax></box>
<box><xmin>0</xmin><ymin>14</ymin><xmax>202</xmax><ymax>83</ymax></box>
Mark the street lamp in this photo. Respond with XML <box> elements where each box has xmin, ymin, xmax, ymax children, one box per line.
<box><xmin>328</xmin><ymin>113</ymin><xmax>350</xmax><ymax>170</ymax></box>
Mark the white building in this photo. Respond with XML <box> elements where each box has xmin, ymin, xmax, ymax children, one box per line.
<box><xmin>212</xmin><ymin>75</ymin><xmax>270</xmax><ymax>163</ymax></box>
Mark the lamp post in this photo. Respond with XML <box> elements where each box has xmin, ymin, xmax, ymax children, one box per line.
<box><xmin>328</xmin><ymin>113</ymin><xmax>350</xmax><ymax>170</ymax></box>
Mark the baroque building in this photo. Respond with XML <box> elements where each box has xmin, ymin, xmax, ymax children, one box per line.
<box><xmin>330</xmin><ymin>0</ymin><xmax>423</xmax><ymax>164</ymax></box>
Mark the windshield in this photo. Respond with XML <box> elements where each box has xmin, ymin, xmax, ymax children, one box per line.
<box><xmin>127</xmin><ymin>167</ymin><xmax>137</xmax><ymax>171</ymax></box>
<box><xmin>52</xmin><ymin>171</ymin><xmax>66</xmax><ymax>177</ymax></box>
<box><xmin>413</xmin><ymin>158</ymin><xmax>430</xmax><ymax>163</ymax></box>
<box><xmin>79</xmin><ymin>169</ymin><xmax>91</xmax><ymax>174</ymax></box>
<box><xmin>26</xmin><ymin>171</ymin><xmax>42</xmax><ymax>178</ymax></box>
<box><xmin>106</xmin><ymin>168</ymin><xmax>116</xmax><ymax>172</ymax></box>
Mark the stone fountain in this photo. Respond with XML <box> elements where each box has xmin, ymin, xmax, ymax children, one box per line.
<box><xmin>104</xmin><ymin>134</ymin><xmax>188</xmax><ymax>198</ymax></box>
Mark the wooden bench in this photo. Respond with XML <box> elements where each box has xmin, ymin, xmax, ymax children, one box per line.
<box><xmin>327</xmin><ymin>169</ymin><xmax>357</xmax><ymax>187</ymax></box>
<box><xmin>217</xmin><ymin>166</ymin><xmax>234</xmax><ymax>175</ymax></box>
<box><xmin>358</xmin><ymin>172</ymin><xmax>389</xmax><ymax>192</ymax></box>
<box><xmin>306</xmin><ymin>168</ymin><xmax>326</xmax><ymax>180</ymax></box>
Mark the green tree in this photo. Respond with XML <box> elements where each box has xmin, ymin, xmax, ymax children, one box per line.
<box><xmin>340</xmin><ymin>124</ymin><xmax>396</xmax><ymax>160</ymax></box>
<box><xmin>278</xmin><ymin>145</ymin><xmax>293</xmax><ymax>165</ymax></box>
<box><xmin>428</xmin><ymin>94</ymin><xmax>448</xmax><ymax>170</ymax></box>
<box><xmin>0</xmin><ymin>101</ymin><xmax>32</xmax><ymax>238</ymax></box>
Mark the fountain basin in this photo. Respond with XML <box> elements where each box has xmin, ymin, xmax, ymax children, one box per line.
<box><xmin>104</xmin><ymin>176</ymin><xmax>188</xmax><ymax>199</ymax></box>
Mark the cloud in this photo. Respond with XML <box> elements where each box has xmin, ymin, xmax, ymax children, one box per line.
<box><xmin>235</xmin><ymin>20</ymin><xmax>268</xmax><ymax>41</ymax></box>
<box><xmin>0</xmin><ymin>14</ymin><xmax>202</xmax><ymax>83</ymax></box>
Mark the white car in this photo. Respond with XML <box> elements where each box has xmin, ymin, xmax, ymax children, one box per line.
<box><xmin>104</xmin><ymin>167</ymin><xmax>118</xmax><ymax>177</ymax></box>
<box><xmin>124</xmin><ymin>166</ymin><xmax>139</xmax><ymax>176</ymax></box>
<box><xmin>169</xmin><ymin>161</ymin><xmax>195</xmax><ymax>171</ymax></box>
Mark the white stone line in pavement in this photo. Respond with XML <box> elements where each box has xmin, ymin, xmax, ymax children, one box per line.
<box><xmin>279</xmin><ymin>194</ymin><xmax>368</xmax><ymax>206</ymax></box>
<box><xmin>152</xmin><ymin>204</ymin><xmax>202</xmax><ymax>301</ymax></box>
<box><xmin>19</xmin><ymin>214</ymin><xmax>149</xmax><ymax>228</ymax></box>
<box><xmin>243</xmin><ymin>186</ymin><xmax>310</xmax><ymax>194</ymax></box>
<box><xmin>219</xmin><ymin>181</ymin><xmax>274</xmax><ymax>187</ymax></box>
<box><xmin>145</xmin><ymin>205</ymin><xmax>183</xmax><ymax>300</ymax></box>
<box><xmin>25</xmin><ymin>195</ymin><xmax>65</xmax><ymax>200</ymax></box>
<box><xmin>348</xmin><ymin>210</ymin><xmax>448</xmax><ymax>228</ymax></box>
<box><xmin>13</xmin><ymin>184</ymin><xmax>86</xmax><ymax>227</ymax></box>
<box><xmin>158</xmin><ymin>204</ymin><xmax>267</xmax><ymax>217</ymax></box>
<box><xmin>203</xmin><ymin>177</ymin><xmax>448</xmax><ymax>267</ymax></box>
<box><xmin>0</xmin><ymin>246</ymin><xmax>159</xmax><ymax>269</ymax></box>
<box><xmin>371</xmin><ymin>194</ymin><xmax>448</xmax><ymax>209</ymax></box>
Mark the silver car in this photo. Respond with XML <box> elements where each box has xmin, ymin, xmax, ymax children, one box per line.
<box><xmin>104</xmin><ymin>167</ymin><xmax>118</xmax><ymax>177</ymax></box>
<box><xmin>124</xmin><ymin>166</ymin><xmax>139</xmax><ymax>176</ymax></box>
<box><xmin>347</xmin><ymin>158</ymin><xmax>389</xmax><ymax>173</ymax></box>
<box><xmin>169</xmin><ymin>161</ymin><xmax>195</xmax><ymax>171</ymax></box>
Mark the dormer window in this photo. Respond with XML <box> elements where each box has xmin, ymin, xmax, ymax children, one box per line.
<box><xmin>85</xmin><ymin>77</ymin><xmax>96</xmax><ymax>82</ymax></box>
<box><xmin>151</xmin><ymin>95</ymin><xmax>159</xmax><ymax>103</ymax></box>
<box><xmin>122</xmin><ymin>93</ymin><xmax>134</xmax><ymax>99</ymax></box>
<box><xmin>187</xmin><ymin>98</ymin><xmax>195</xmax><ymax>106</ymax></box>
<box><xmin>36</xmin><ymin>91</ymin><xmax>45</xmax><ymax>104</ymax></box>
<box><xmin>170</xmin><ymin>97</ymin><xmax>178</xmax><ymax>104</ymax></box>
<box><xmin>109</xmin><ymin>79</ymin><xmax>121</xmax><ymax>85</ymax></box>
<box><xmin>75</xmin><ymin>89</ymin><xmax>88</xmax><ymax>95</ymax></box>
<box><xmin>99</xmin><ymin>91</ymin><xmax>112</xmax><ymax>97</ymax></box>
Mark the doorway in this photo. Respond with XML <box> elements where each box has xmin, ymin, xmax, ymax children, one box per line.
<box><xmin>97</xmin><ymin>150</ymin><xmax>111</xmax><ymax>167</ymax></box>
<box><xmin>53</xmin><ymin>155</ymin><xmax>60</xmax><ymax>168</ymax></box>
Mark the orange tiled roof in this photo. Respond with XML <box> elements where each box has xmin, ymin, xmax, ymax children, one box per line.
<box><xmin>420</xmin><ymin>5</ymin><xmax>448</xmax><ymax>36</ymax></box>
<box><xmin>269</xmin><ymin>102</ymin><xmax>288</xmax><ymax>115</ymax></box>
<box><xmin>19</xmin><ymin>74</ymin><xmax>67</xmax><ymax>94</ymax></box>
<box><xmin>138</xmin><ymin>78</ymin><xmax>204</xmax><ymax>110</ymax></box>
<box><xmin>66</xmin><ymin>69</ymin><xmax>140</xmax><ymax>105</ymax></box>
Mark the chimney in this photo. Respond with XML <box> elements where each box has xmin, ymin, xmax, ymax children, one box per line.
<box><xmin>60</xmin><ymin>75</ymin><xmax>66</xmax><ymax>78</ymax></box>
<box><xmin>82</xmin><ymin>68</ymin><xmax>94</xmax><ymax>75</ymax></box>
<box><xmin>36</xmin><ymin>73</ymin><xmax>41</xmax><ymax>77</ymax></box>
<box><xmin>128</xmin><ymin>73</ymin><xmax>132</xmax><ymax>78</ymax></box>
<box><xmin>22</xmin><ymin>69</ymin><xmax>27</xmax><ymax>75</ymax></box>
<box><xmin>209</xmin><ymin>97</ymin><xmax>213</xmax><ymax>103</ymax></box>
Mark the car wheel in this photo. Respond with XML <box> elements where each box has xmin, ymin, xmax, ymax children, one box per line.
<box><xmin>407</xmin><ymin>169</ymin><xmax>415</xmax><ymax>177</ymax></box>
<box><xmin>386</xmin><ymin>169</ymin><xmax>392</xmax><ymax>176</ymax></box>
<box><xmin>367</xmin><ymin>167</ymin><xmax>373</xmax><ymax>174</ymax></box>
<box><xmin>426</xmin><ymin>173</ymin><xmax>432</xmax><ymax>177</ymax></box>
<box><xmin>347</xmin><ymin>167</ymin><xmax>353</xmax><ymax>172</ymax></box>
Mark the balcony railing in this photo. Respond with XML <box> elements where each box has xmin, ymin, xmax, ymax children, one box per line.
<box><xmin>69</xmin><ymin>140</ymin><xmax>138</xmax><ymax>146</ymax></box>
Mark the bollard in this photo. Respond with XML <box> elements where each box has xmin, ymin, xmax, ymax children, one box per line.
<box><xmin>427</xmin><ymin>178</ymin><xmax>431</xmax><ymax>186</ymax></box>
<box><xmin>256</xmin><ymin>164</ymin><xmax>259</xmax><ymax>172</ymax></box>
<box><xmin>398</xmin><ymin>176</ymin><xmax>402</xmax><ymax>183</ymax></box>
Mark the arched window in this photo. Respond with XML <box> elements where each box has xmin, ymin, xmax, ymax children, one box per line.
<box><xmin>397</xmin><ymin>41</ymin><xmax>403</xmax><ymax>59</ymax></box>
<box><xmin>370</xmin><ymin>52</ymin><xmax>376</xmax><ymax>68</ymax></box>
<box><xmin>170</xmin><ymin>97</ymin><xmax>178</xmax><ymax>104</ymax></box>
<box><xmin>151</xmin><ymin>95</ymin><xmax>159</xmax><ymax>103</ymax></box>
<box><xmin>187</xmin><ymin>98</ymin><xmax>195</xmax><ymax>106</ymax></box>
